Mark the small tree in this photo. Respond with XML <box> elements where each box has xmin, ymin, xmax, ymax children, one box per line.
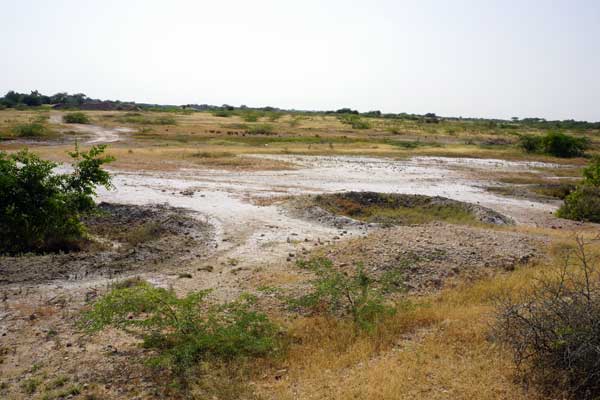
<box><xmin>0</xmin><ymin>145</ymin><xmax>114</xmax><ymax>254</ymax></box>
<box><xmin>288</xmin><ymin>258</ymin><xmax>402</xmax><ymax>331</ymax></box>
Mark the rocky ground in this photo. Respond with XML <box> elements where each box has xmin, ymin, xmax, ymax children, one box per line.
<box><xmin>311</xmin><ymin>222</ymin><xmax>545</xmax><ymax>293</ymax></box>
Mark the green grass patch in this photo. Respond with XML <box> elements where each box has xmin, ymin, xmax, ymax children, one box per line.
<box><xmin>313</xmin><ymin>192</ymin><xmax>481</xmax><ymax>226</ymax></box>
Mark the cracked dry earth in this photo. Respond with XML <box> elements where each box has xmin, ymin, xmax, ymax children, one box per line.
<box><xmin>0</xmin><ymin>152</ymin><xmax>577</xmax><ymax>399</ymax></box>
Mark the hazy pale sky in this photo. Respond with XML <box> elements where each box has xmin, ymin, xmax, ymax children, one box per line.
<box><xmin>1</xmin><ymin>0</ymin><xmax>599</xmax><ymax>120</ymax></box>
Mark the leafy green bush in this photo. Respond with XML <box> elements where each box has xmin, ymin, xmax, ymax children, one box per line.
<box><xmin>519</xmin><ymin>132</ymin><xmax>590</xmax><ymax>157</ymax></box>
<box><xmin>557</xmin><ymin>186</ymin><xmax>600</xmax><ymax>222</ymax></box>
<box><xmin>11</xmin><ymin>123</ymin><xmax>50</xmax><ymax>137</ymax></box>
<box><xmin>518</xmin><ymin>134</ymin><xmax>543</xmax><ymax>153</ymax></box>
<box><xmin>494</xmin><ymin>237</ymin><xmax>600</xmax><ymax>398</ymax></box>
<box><xmin>0</xmin><ymin>145</ymin><xmax>114</xmax><ymax>254</ymax></box>
<box><xmin>583</xmin><ymin>156</ymin><xmax>600</xmax><ymax>187</ymax></box>
<box><xmin>63</xmin><ymin>112</ymin><xmax>90</xmax><ymax>124</ymax></box>
<box><xmin>557</xmin><ymin>157</ymin><xmax>600</xmax><ymax>222</ymax></box>
<box><xmin>81</xmin><ymin>281</ymin><xmax>279</xmax><ymax>378</ymax></box>
<box><xmin>288</xmin><ymin>258</ymin><xmax>401</xmax><ymax>331</ymax></box>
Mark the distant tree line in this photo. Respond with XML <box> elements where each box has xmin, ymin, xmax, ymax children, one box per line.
<box><xmin>0</xmin><ymin>90</ymin><xmax>89</xmax><ymax>108</ymax></box>
<box><xmin>2</xmin><ymin>90</ymin><xmax>599</xmax><ymax>128</ymax></box>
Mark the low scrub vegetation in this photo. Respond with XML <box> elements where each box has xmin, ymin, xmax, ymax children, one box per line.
<box><xmin>494</xmin><ymin>236</ymin><xmax>600</xmax><ymax>399</ymax></box>
<box><xmin>519</xmin><ymin>132</ymin><xmax>590</xmax><ymax>158</ymax></box>
<box><xmin>338</xmin><ymin>114</ymin><xmax>371</xmax><ymax>129</ymax></box>
<box><xmin>246</xmin><ymin>123</ymin><xmax>274</xmax><ymax>135</ymax></box>
<box><xmin>10</xmin><ymin>122</ymin><xmax>52</xmax><ymax>138</ymax></box>
<box><xmin>80</xmin><ymin>281</ymin><xmax>280</xmax><ymax>380</ymax></box>
<box><xmin>288</xmin><ymin>258</ymin><xmax>403</xmax><ymax>331</ymax></box>
<box><xmin>558</xmin><ymin>156</ymin><xmax>600</xmax><ymax>222</ymax></box>
<box><xmin>0</xmin><ymin>145</ymin><xmax>114</xmax><ymax>254</ymax></box>
<box><xmin>63</xmin><ymin>112</ymin><xmax>90</xmax><ymax>124</ymax></box>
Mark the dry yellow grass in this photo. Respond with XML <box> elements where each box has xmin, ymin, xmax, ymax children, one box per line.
<box><xmin>256</xmin><ymin>240</ymin><xmax>600</xmax><ymax>400</ymax></box>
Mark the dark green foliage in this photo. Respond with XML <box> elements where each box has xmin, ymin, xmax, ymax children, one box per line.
<box><xmin>63</xmin><ymin>112</ymin><xmax>90</xmax><ymax>124</ymax></box>
<box><xmin>519</xmin><ymin>132</ymin><xmax>590</xmax><ymax>158</ymax></box>
<box><xmin>557</xmin><ymin>186</ymin><xmax>600</xmax><ymax>222</ymax></box>
<box><xmin>518</xmin><ymin>134</ymin><xmax>543</xmax><ymax>153</ymax></box>
<box><xmin>582</xmin><ymin>156</ymin><xmax>600</xmax><ymax>187</ymax></box>
<box><xmin>80</xmin><ymin>282</ymin><xmax>279</xmax><ymax>378</ymax></box>
<box><xmin>542</xmin><ymin>132</ymin><xmax>590</xmax><ymax>158</ymax></box>
<box><xmin>557</xmin><ymin>157</ymin><xmax>600</xmax><ymax>222</ymax></box>
<box><xmin>494</xmin><ymin>237</ymin><xmax>600</xmax><ymax>399</ymax></box>
<box><xmin>0</xmin><ymin>145</ymin><xmax>114</xmax><ymax>253</ymax></box>
<box><xmin>288</xmin><ymin>258</ymin><xmax>400</xmax><ymax>331</ymax></box>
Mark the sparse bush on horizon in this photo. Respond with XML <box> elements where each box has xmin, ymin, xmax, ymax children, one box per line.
<box><xmin>519</xmin><ymin>132</ymin><xmax>590</xmax><ymax>158</ymax></box>
<box><xmin>338</xmin><ymin>114</ymin><xmax>371</xmax><ymax>129</ymax></box>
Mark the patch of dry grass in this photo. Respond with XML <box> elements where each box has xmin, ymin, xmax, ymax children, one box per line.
<box><xmin>257</xmin><ymin>239</ymin><xmax>600</xmax><ymax>400</ymax></box>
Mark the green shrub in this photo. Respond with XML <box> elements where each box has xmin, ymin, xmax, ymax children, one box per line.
<box><xmin>519</xmin><ymin>132</ymin><xmax>590</xmax><ymax>158</ymax></box>
<box><xmin>583</xmin><ymin>156</ymin><xmax>600</xmax><ymax>187</ymax></box>
<box><xmin>288</xmin><ymin>258</ymin><xmax>400</xmax><ymax>331</ymax></box>
<box><xmin>557</xmin><ymin>186</ymin><xmax>600</xmax><ymax>222</ymax></box>
<box><xmin>0</xmin><ymin>145</ymin><xmax>114</xmax><ymax>254</ymax></box>
<box><xmin>80</xmin><ymin>282</ymin><xmax>279</xmax><ymax>378</ymax></box>
<box><xmin>543</xmin><ymin>132</ymin><xmax>590</xmax><ymax>158</ymax></box>
<box><xmin>246</xmin><ymin>124</ymin><xmax>274</xmax><ymax>135</ymax></box>
<box><xmin>494</xmin><ymin>237</ymin><xmax>600</xmax><ymax>398</ymax></box>
<box><xmin>557</xmin><ymin>157</ymin><xmax>600</xmax><ymax>222</ymax></box>
<box><xmin>11</xmin><ymin>123</ymin><xmax>50</xmax><ymax>137</ymax></box>
<box><xmin>63</xmin><ymin>112</ymin><xmax>90</xmax><ymax>124</ymax></box>
<box><xmin>518</xmin><ymin>134</ymin><xmax>543</xmax><ymax>153</ymax></box>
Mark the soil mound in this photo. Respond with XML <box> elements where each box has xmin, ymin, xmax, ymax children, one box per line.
<box><xmin>287</xmin><ymin>191</ymin><xmax>513</xmax><ymax>228</ymax></box>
